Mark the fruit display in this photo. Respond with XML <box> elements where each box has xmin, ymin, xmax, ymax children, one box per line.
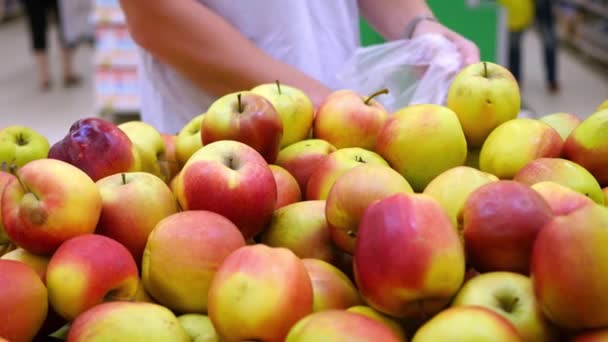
<box><xmin>0</xmin><ymin>61</ymin><xmax>607</xmax><ymax>341</ymax></box>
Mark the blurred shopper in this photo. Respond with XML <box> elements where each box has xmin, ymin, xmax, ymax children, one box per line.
<box><xmin>119</xmin><ymin>0</ymin><xmax>480</xmax><ymax>135</ymax></box>
<box><xmin>21</xmin><ymin>0</ymin><xmax>82</xmax><ymax>91</ymax></box>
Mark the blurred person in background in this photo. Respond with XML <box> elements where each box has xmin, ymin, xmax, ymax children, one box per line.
<box><xmin>21</xmin><ymin>0</ymin><xmax>82</xmax><ymax>91</ymax></box>
<box><xmin>118</xmin><ymin>0</ymin><xmax>480</xmax><ymax>135</ymax></box>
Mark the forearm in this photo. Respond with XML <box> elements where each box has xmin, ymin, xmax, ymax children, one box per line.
<box><xmin>357</xmin><ymin>0</ymin><xmax>433</xmax><ymax>41</ymax></box>
<box><xmin>119</xmin><ymin>0</ymin><xmax>332</xmax><ymax>106</ymax></box>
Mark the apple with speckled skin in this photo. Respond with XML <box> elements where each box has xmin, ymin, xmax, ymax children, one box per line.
<box><xmin>66</xmin><ymin>302</ymin><xmax>190</xmax><ymax>342</ymax></box>
<box><xmin>48</xmin><ymin>117</ymin><xmax>140</xmax><ymax>181</ymax></box>
<box><xmin>174</xmin><ymin>140</ymin><xmax>276</xmax><ymax>239</ymax></box>
<box><xmin>208</xmin><ymin>244</ymin><xmax>313</xmax><ymax>342</ymax></box>
<box><xmin>354</xmin><ymin>193</ymin><xmax>465</xmax><ymax>319</ymax></box>
<box><xmin>538</xmin><ymin>112</ymin><xmax>581</xmax><ymax>141</ymax></box>
<box><xmin>531</xmin><ymin>181</ymin><xmax>594</xmax><ymax>216</ymax></box>
<box><xmin>269</xmin><ymin>165</ymin><xmax>301</xmax><ymax>209</ymax></box>
<box><xmin>532</xmin><ymin>203</ymin><xmax>608</xmax><ymax>330</ymax></box>
<box><xmin>142</xmin><ymin>210</ymin><xmax>246</xmax><ymax>314</ymax></box>
<box><xmin>1</xmin><ymin>158</ymin><xmax>102</xmax><ymax>255</ymax></box>
<box><xmin>313</xmin><ymin>89</ymin><xmax>389</xmax><ymax>151</ymax></box>
<box><xmin>302</xmin><ymin>258</ymin><xmax>361</xmax><ymax>312</ymax></box>
<box><xmin>46</xmin><ymin>234</ymin><xmax>139</xmax><ymax>321</ymax></box>
<box><xmin>0</xmin><ymin>260</ymin><xmax>48</xmax><ymax>342</ymax></box>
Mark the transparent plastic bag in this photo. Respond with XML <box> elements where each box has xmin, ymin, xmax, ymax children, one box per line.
<box><xmin>336</xmin><ymin>33</ymin><xmax>463</xmax><ymax>113</ymax></box>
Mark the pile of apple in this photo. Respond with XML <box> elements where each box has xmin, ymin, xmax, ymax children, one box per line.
<box><xmin>1</xmin><ymin>61</ymin><xmax>608</xmax><ymax>342</ymax></box>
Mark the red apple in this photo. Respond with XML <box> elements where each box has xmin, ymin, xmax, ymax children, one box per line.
<box><xmin>0</xmin><ymin>169</ymin><xmax>16</xmax><ymax>248</ymax></box>
<box><xmin>346</xmin><ymin>305</ymin><xmax>408</xmax><ymax>341</ymax></box>
<box><xmin>463</xmin><ymin>180</ymin><xmax>553</xmax><ymax>274</ymax></box>
<box><xmin>269</xmin><ymin>164</ymin><xmax>302</xmax><ymax>209</ymax></box>
<box><xmin>1</xmin><ymin>247</ymin><xmax>49</xmax><ymax>282</ymax></box>
<box><xmin>208</xmin><ymin>244</ymin><xmax>313</xmax><ymax>341</ymax></box>
<box><xmin>160</xmin><ymin>133</ymin><xmax>180</xmax><ymax>183</ymax></box>
<box><xmin>142</xmin><ymin>210</ymin><xmax>246</xmax><ymax>314</ymax></box>
<box><xmin>202</xmin><ymin>91</ymin><xmax>283</xmax><ymax>163</ymax></box>
<box><xmin>1</xmin><ymin>158</ymin><xmax>102</xmax><ymax>255</ymax></box>
<box><xmin>0</xmin><ymin>260</ymin><xmax>48</xmax><ymax>342</ymax></box>
<box><xmin>354</xmin><ymin>193</ymin><xmax>465</xmax><ymax>319</ymax></box>
<box><xmin>326</xmin><ymin>163</ymin><xmax>413</xmax><ymax>254</ymax></box>
<box><xmin>313</xmin><ymin>89</ymin><xmax>389</xmax><ymax>150</ymax></box>
<box><xmin>95</xmin><ymin>172</ymin><xmax>179</xmax><ymax>264</ymax></box>
<box><xmin>531</xmin><ymin>203</ymin><xmax>608</xmax><ymax>330</ymax></box>
<box><xmin>275</xmin><ymin>139</ymin><xmax>337</xmax><ymax>194</ymax></box>
<box><xmin>46</xmin><ymin>234</ymin><xmax>139</xmax><ymax>321</ymax></box>
<box><xmin>302</xmin><ymin>258</ymin><xmax>361</xmax><ymax>312</ymax></box>
<box><xmin>531</xmin><ymin>181</ymin><xmax>594</xmax><ymax>216</ymax></box>
<box><xmin>174</xmin><ymin>140</ymin><xmax>276</xmax><ymax>239</ymax></box>
<box><xmin>47</xmin><ymin>117</ymin><xmax>140</xmax><ymax>181</ymax></box>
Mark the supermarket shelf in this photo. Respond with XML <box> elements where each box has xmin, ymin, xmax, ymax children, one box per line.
<box><xmin>560</xmin><ymin>0</ymin><xmax>608</xmax><ymax>18</ymax></box>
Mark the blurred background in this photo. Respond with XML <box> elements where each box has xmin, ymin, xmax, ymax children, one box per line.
<box><xmin>0</xmin><ymin>0</ymin><xmax>606</xmax><ymax>146</ymax></box>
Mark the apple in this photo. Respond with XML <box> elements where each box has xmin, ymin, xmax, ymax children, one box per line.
<box><xmin>174</xmin><ymin>140</ymin><xmax>276</xmax><ymax>239</ymax></box>
<box><xmin>251</xmin><ymin>81</ymin><xmax>314</xmax><ymax>148</ymax></box>
<box><xmin>269</xmin><ymin>164</ymin><xmax>301</xmax><ymax>209</ymax></box>
<box><xmin>346</xmin><ymin>305</ymin><xmax>408</xmax><ymax>341</ymax></box>
<box><xmin>423</xmin><ymin>166</ymin><xmax>498</xmax><ymax>232</ymax></box>
<box><xmin>134</xmin><ymin>281</ymin><xmax>155</xmax><ymax>303</ymax></box>
<box><xmin>142</xmin><ymin>210</ymin><xmax>246</xmax><ymax>314</ymax></box>
<box><xmin>376</xmin><ymin>103</ymin><xmax>468</xmax><ymax>192</ymax></box>
<box><xmin>119</xmin><ymin>121</ymin><xmax>168</xmax><ymax>181</ymax></box>
<box><xmin>313</xmin><ymin>88</ymin><xmax>389</xmax><ymax>150</ymax></box>
<box><xmin>597</xmin><ymin>99</ymin><xmax>608</xmax><ymax>112</ymax></box>
<box><xmin>95</xmin><ymin>172</ymin><xmax>179</xmax><ymax>264</ymax></box>
<box><xmin>531</xmin><ymin>203</ymin><xmax>608</xmax><ymax>330</ymax></box>
<box><xmin>354</xmin><ymin>193</ymin><xmax>465</xmax><ymax>319</ymax></box>
<box><xmin>326</xmin><ymin>163</ymin><xmax>413</xmax><ymax>254</ymax></box>
<box><xmin>202</xmin><ymin>91</ymin><xmax>283</xmax><ymax>163</ymax></box>
<box><xmin>446</xmin><ymin>61</ymin><xmax>521</xmax><ymax>147</ymax></box>
<box><xmin>1</xmin><ymin>247</ymin><xmax>49</xmax><ymax>282</ymax></box>
<box><xmin>259</xmin><ymin>200</ymin><xmax>335</xmax><ymax>263</ymax></box>
<box><xmin>514</xmin><ymin>158</ymin><xmax>604</xmax><ymax>205</ymax></box>
<box><xmin>66</xmin><ymin>302</ymin><xmax>190</xmax><ymax>342</ymax></box>
<box><xmin>1</xmin><ymin>158</ymin><xmax>102</xmax><ymax>255</ymax></box>
<box><xmin>572</xmin><ymin>329</ymin><xmax>608</xmax><ymax>342</ymax></box>
<box><xmin>175</xmin><ymin>113</ymin><xmax>204</xmax><ymax>168</ymax></box>
<box><xmin>0</xmin><ymin>169</ymin><xmax>16</xmax><ymax>247</ymax></box>
<box><xmin>463</xmin><ymin>180</ymin><xmax>553</xmax><ymax>274</ymax></box>
<box><xmin>479</xmin><ymin>118</ymin><xmax>564</xmax><ymax>179</ymax></box>
<box><xmin>452</xmin><ymin>271</ymin><xmax>556</xmax><ymax>341</ymax></box>
<box><xmin>160</xmin><ymin>133</ymin><xmax>180</xmax><ymax>182</ymax></box>
<box><xmin>0</xmin><ymin>125</ymin><xmax>50</xmax><ymax>169</ymax></box>
<box><xmin>538</xmin><ymin>112</ymin><xmax>581</xmax><ymax>141</ymax></box>
<box><xmin>47</xmin><ymin>117</ymin><xmax>140</xmax><ymax>181</ymax></box>
<box><xmin>177</xmin><ymin>314</ymin><xmax>219</xmax><ymax>342</ymax></box>
<box><xmin>0</xmin><ymin>260</ymin><xmax>48</xmax><ymax>342</ymax></box>
<box><xmin>531</xmin><ymin>181</ymin><xmax>594</xmax><ymax>216</ymax></box>
<box><xmin>604</xmin><ymin>187</ymin><xmax>608</xmax><ymax>206</ymax></box>
<box><xmin>46</xmin><ymin>234</ymin><xmax>139</xmax><ymax>321</ymax></box>
<box><xmin>306</xmin><ymin>147</ymin><xmax>388</xmax><ymax>200</ymax></box>
<box><xmin>411</xmin><ymin>306</ymin><xmax>521</xmax><ymax>341</ymax></box>
<box><xmin>563</xmin><ymin>109</ymin><xmax>608</xmax><ymax>186</ymax></box>
<box><xmin>208</xmin><ymin>244</ymin><xmax>313</xmax><ymax>341</ymax></box>
<box><xmin>285</xmin><ymin>310</ymin><xmax>402</xmax><ymax>341</ymax></box>
<box><xmin>275</xmin><ymin>138</ymin><xmax>337</xmax><ymax>193</ymax></box>
<box><xmin>302</xmin><ymin>258</ymin><xmax>361</xmax><ymax>312</ymax></box>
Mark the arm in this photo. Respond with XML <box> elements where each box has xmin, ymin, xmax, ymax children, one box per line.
<box><xmin>358</xmin><ymin>0</ymin><xmax>480</xmax><ymax>65</ymax></box>
<box><xmin>119</xmin><ymin>0</ymin><xmax>332</xmax><ymax>106</ymax></box>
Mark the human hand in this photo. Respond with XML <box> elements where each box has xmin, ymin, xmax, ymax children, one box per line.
<box><xmin>412</xmin><ymin>19</ymin><xmax>480</xmax><ymax>66</ymax></box>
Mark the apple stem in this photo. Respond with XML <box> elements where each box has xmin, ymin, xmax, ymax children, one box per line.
<box><xmin>275</xmin><ymin>80</ymin><xmax>282</xmax><ymax>95</ymax></box>
<box><xmin>237</xmin><ymin>93</ymin><xmax>243</xmax><ymax>113</ymax></box>
<box><xmin>121</xmin><ymin>173</ymin><xmax>127</xmax><ymax>185</ymax></box>
<box><xmin>483</xmin><ymin>61</ymin><xmax>488</xmax><ymax>78</ymax></box>
<box><xmin>9</xmin><ymin>165</ymin><xmax>37</xmax><ymax>199</ymax></box>
<box><xmin>364</xmin><ymin>88</ymin><xmax>389</xmax><ymax>105</ymax></box>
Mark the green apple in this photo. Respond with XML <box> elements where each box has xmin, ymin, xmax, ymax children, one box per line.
<box><xmin>452</xmin><ymin>271</ymin><xmax>556</xmax><ymax>341</ymax></box>
<box><xmin>176</xmin><ymin>113</ymin><xmax>204</xmax><ymax>167</ymax></box>
<box><xmin>0</xmin><ymin>126</ymin><xmax>50</xmax><ymax>168</ymax></box>
<box><xmin>251</xmin><ymin>81</ymin><xmax>314</xmax><ymax>149</ymax></box>
<box><xmin>177</xmin><ymin>314</ymin><xmax>219</xmax><ymax>342</ymax></box>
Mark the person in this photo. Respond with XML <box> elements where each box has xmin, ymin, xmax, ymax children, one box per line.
<box><xmin>119</xmin><ymin>1</ymin><xmax>480</xmax><ymax>135</ymax></box>
<box><xmin>21</xmin><ymin>0</ymin><xmax>82</xmax><ymax>91</ymax></box>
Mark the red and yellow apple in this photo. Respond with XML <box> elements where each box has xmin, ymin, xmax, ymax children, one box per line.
<box><xmin>302</xmin><ymin>258</ymin><xmax>361</xmax><ymax>312</ymax></box>
<box><xmin>0</xmin><ymin>260</ymin><xmax>48</xmax><ymax>342</ymax></box>
<box><xmin>95</xmin><ymin>172</ymin><xmax>179</xmax><ymax>264</ymax></box>
<box><xmin>538</xmin><ymin>112</ymin><xmax>581</xmax><ymax>141</ymax></box>
<box><xmin>326</xmin><ymin>163</ymin><xmax>413</xmax><ymax>254</ymax></box>
<box><xmin>160</xmin><ymin>133</ymin><xmax>180</xmax><ymax>182</ymax></box>
<box><xmin>175</xmin><ymin>113</ymin><xmax>204</xmax><ymax>167</ymax></box>
<box><xmin>142</xmin><ymin>210</ymin><xmax>246</xmax><ymax>314</ymax></box>
<box><xmin>446</xmin><ymin>61</ymin><xmax>521</xmax><ymax>148</ymax></box>
<box><xmin>531</xmin><ymin>181</ymin><xmax>594</xmax><ymax>216</ymax></box>
<box><xmin>354</xmin><ymin>193</ymin><xmax>465</xmax><ymax>319</ymax></box>
<box><xmin>202</xmin><ymin>91</ymin><xmax>283</xmax><ymax>163</ymax></box>
<box><xmin>269</xmin><ymin>164</ymin><xmax>301</xmax><ymax>209</ymax></box>
<box><xmin>306</xmin><ymin>147</ymin><xmax>388</xmax><ymax>200</ymax></box>
<box><xmin>208</xmin><ymin>244</ymin><xmax>313</xmax><ymax>341</ymax></box>
<box><xmin>174</xmin><ymin>140</ymin><xmax>276</xmax><ymax>239</ymax></box>
<box><xmin>46</xmin><ymin>234</ymin><xmax>139</xmax><ymax>321</ymax></box>
<box><xmin>0</xmin><ymin>170</ymin><xmax>16</xmax><ymax>248</ymax></box>
<box><xmin>376</xmin><ymin>104</ymin><xmax>468</xmax><ymax>192</ymax></box>
<box><xmin>1</xmin><ymin>158</ymin><xmax>102</xmax><ymax>255</ymax></box>
<box><xmin>1</xmin><ymin>247</ymin><xmax>49</xmax><ymax>282</ymax></box>
<box><xmin>347</xmin><ymin>305</ymin><xmax>408</xmax><ymax>341</ymax></box>
<box><xmin>119</xmin><ymin>121</ymin><xmax>167</xmax><ymax>181</ymax></box>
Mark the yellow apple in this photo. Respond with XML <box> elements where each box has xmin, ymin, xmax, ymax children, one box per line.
<box><xmin>302</xmin><ymin>258</ymin><xmax>361</xmax><ymax>312</ymax></box>
<box><xmin>119</xmin><ymin>121</ymin><xmax>167</xmax><ymax>181</ymax></box>
<box><xmin>175</xmin><ymin>113</ymin><xmax>204</xmax><ymax>167</ymax></box>
<box><xmin>538</xmin><ymin>112</ymin><xmax>581</xmax><ymax>141</ymax></box>
<box><xmin>177</xmin><ymin>314</ymin><xmax>219</xmax><ymax>342</ymax></box>
<box><xmin>1</xmin><ymin>247</ymin><xmax>50</xmax><ymax>282</ymax></box>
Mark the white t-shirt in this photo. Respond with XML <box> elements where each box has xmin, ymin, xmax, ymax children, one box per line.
<box><xmin>138</xmin><ymin>0</ymin><xmax>361</xmax><ymax>134</ymax></box>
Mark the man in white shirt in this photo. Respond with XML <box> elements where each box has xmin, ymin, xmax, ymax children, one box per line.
<box><xmin>119</xmin><ymin>1</ymin><xmax>479</xmax><ymax>134</ymax></box>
